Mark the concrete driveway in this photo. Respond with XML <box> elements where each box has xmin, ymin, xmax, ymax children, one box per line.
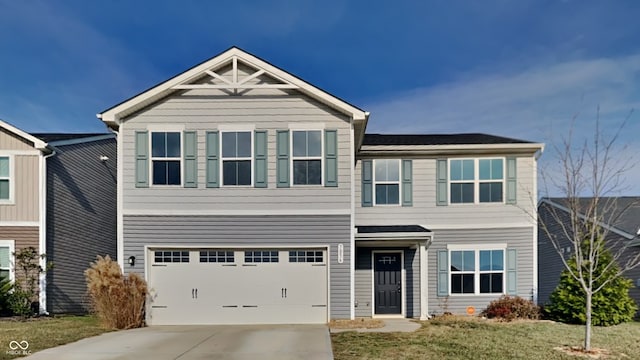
<box><xmin>25</xmin><ymin>324</ymin><xmax>333</xmax><ymax>360</ymax></box>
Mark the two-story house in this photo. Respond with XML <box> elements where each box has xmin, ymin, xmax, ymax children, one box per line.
<box><xmin>0</xmin><ymin>119</ymin><xmax>116</xmax><ymax>314</ymax></box>
<box><xmin>97</xmin><ymin>47</ymin><xmax>543</xmax><ymax>325</ymax></box>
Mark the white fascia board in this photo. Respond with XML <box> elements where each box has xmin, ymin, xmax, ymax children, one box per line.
<box><xmin>47</xmin><ymin>134</ymin><xmax>115</xmax><ymax>147</ymax></box>
<box><xmin>0</xmin><ymin>119</ymin><xmax>48</xmax><ymax>150</ymax></box>
<box><xmin>359</xmin><ymin>143</ymin><xmax>545</xmax><ymax>156</ymax></box>
<box><xmin>355</xmin><ymin>232</ymin><xmax>432</xmax><ymax>241</ymax></box>
<box><xmin>98</xmin><ymin>47</ymin><xmax>368</xmax><ymax>124</ymax></box>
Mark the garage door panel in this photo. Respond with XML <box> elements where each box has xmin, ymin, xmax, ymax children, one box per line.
<box><xmin>147</xmin><ymin>248</ymin><xmax>328</xmax><ymax>325</ymax></box>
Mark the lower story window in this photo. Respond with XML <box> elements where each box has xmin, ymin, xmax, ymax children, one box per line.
<box><xmin>0</xmin><ymin>245</ymin><xmax>11</xmax><ymax>279</ymax></box>
<box><xmin>450</xmin><ymin>249</ymin><xmax>504</xmax><ymax>294</ymax></box>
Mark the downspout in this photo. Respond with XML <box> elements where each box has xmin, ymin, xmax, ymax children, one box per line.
<box><xmin>107</xmin><ymin>125</ymin><xmax>123</xmax><ymax>270</ymax></box>
<box><xmin>39</xmin><ymin>148</ymin><xmax>56</xmax><ymax>315</ymax></box>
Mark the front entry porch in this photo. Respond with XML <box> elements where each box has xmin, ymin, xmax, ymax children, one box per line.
<box><xmin>354</xmin><ymin>225</ymin><xmax>432</xmax><ymax>320</ymax></box>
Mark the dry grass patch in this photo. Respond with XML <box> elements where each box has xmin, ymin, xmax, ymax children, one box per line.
<box><xmin>0</xmin><ymin>315</ymin><xmax>108</xmax><ymax>360</ymax></box>
<box><xmin>332</xmin><ymin>315</ymin><xmax>640</xmax><ymax>360</ymax></box>
<box><xmin>330</xmin><ymin>318</ymin><xmax>385</xmax><ymax>329</ymax></box>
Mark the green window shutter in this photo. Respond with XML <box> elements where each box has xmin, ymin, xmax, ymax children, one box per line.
<box><xmin>324</xmin><ymin>130</ymin><xmax>338</xmax><ymax>187</ymax></box>
<box><xmin>135</xmin><ymin>131</ymin><xmax>149</xmax><ymax>188</ymax></box>
<box><xmin>506</xmin><ymin>248</ymin><xmax>517</xmax><ymax>295</ymax></box>
<box><xmin>506</xmin><ymin>157</ymin><xmax>517</xmax><ymax>204</ymax></box>
<box><xmin>276</xmin><ymin>130</ymin><xmax>290</xmax><ymax>188</ymax></box>
<box><xmin>437</xmin><ymin>250</ymin><xmax>449</xmax><ymax>297</ymax></box>
<box><xmin>254</xmin><ymin>130</ymin><xmax>268</xmax><ymax>188</ymax></box>
<box><xmin>205</xmin><ymin>131</ymin><xmax>219</xmax><ymax>188</ymax></box>
<box><xmin>361</xmin><ymin>160</ymin><xmax>373</xmax><ymax>207</ymax></box>
<box><xmin>436</xmin><ymin>159</ymin><xmax>448</xmax><ymax>206</ymax></box>
<box><xmin>183</xmin><ymin>131</ymin><xmax>198</xmax><ymax>188</ymax></box>
<box><xmin>402</xmin><ymin>159</ymin><xmax>413</xmax><ymax>206</ymax></box>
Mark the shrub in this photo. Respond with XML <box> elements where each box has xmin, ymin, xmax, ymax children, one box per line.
<box><xmin>85</xmin><ymin>255</ymin><xmax>148</xmax><ymax>329</ymax></box>
<box><xmin>9</xmin><ymin>247</ymin><xmax>52</xmax><ymax>317</ymax></box>
<box><xmin>482</xmin><ymin>296</ymin><xmax>540</xmax><ymax>321</ymax></box>
<box><xmin>544</xmin><ymin>245</ymin><xmax>637</xmax><ymax>326</ymax></box>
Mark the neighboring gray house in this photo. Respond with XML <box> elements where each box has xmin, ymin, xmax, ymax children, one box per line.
<box><xmin>538</xmin><ymin>197</ymin><xmax>640</xmax><ymax>307</ymax></box>
<box><xmin>32</xmin><ymin>133</ymin><xmax>117</xmax><ymax>313</ymax></box>
<box><xmin>0</xmin><ymin>119</ymin><xmax>116</xmax><ymax>314</ymax></box>
<box><xmin>97</xmin><ymin>46</ymin><xmax>543</xmax><ymax>325</ymax></box>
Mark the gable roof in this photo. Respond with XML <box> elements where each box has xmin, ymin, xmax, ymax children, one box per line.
<box><xmin>540</xmin><ymin>197</ymin><xmax>640</xmax><ymax>240</ymax></box>
<box><xmin>97</xmin><ymin>46</ymin><xmax>369</xmax><ymax>128</ymax></box>
<box><xmin>0</xmin><ymin>119</ymin><xmax>48</xmax><ymax>150</ymax></box>
<box><xmin>363</xmin><ymin>133</ymin><xmax>533</xmax><ymax>146</ymax></box>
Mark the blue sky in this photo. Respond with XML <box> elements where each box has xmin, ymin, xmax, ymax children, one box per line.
<box><xmin>1</xmin><ymin>0</ymin><xmax>639</xmax><ymax>194</ymax></box>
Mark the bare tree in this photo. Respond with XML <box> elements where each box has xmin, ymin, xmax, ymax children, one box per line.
<box><xmin>539</xmin><ymin>108</ymin><xmax>639</xmax><ymax>351</ymax></box>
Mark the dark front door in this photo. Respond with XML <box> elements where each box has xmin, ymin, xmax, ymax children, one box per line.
<box><xmin>374</xmin><ymin>252</ymin><xmax>402</xmax><ymax>314</ymax></box>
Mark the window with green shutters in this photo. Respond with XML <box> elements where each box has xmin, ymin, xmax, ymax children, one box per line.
<box><xmin>449</xmin><ymin>158</ymin><xmax>505</xmax><ymax>204</ymax></box>
<box><xmin>292</xmin><ymin>130</ymin><xmax>322</xmax><ymax>185</ymax></box>
<box><xmin>443</xmin><ymin>247</ymin><xmax>511</xmax><ymax>295</ymax></box>
<box><xmin>151</xmin><ymin>132</ymin><xmax>181</xmax><ymax>185</ymax></box>
<box><xmin>0</xmin><ymin>156</ymin><xmax>10</xmax><ymax>201</ymax></box>
<box><xmin>374</xmin><ymin>159</ymin><xmax>400</xmax><ymax>205</ymax></box>
<box><xmin>221</xmin><ymin>131</ymin><xmax>252</xmax><ymax>186</ymax></box>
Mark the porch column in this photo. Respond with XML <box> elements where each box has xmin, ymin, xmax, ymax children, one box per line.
<box><xmin>419</xmin><ymin>240</ymin><xmax>429</xmax><ymax>320</ymax></box>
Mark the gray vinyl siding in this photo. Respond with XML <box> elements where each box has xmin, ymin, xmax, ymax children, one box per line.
<box><xmin>354</xmin><ymin>247</ymin><xmax>420</xmax><ymax>318</ymax></box>
<box><xmin>355</xmin><ymin>157</ymin><xmax>537</xmax><ymax>227</ymax></box>
<box><xmin>46</xmin><ymin>138</ymin><xmax>117</xmax><ymax>314</ymax></box>
<box><xmin>120</xmin><ymin>83</ymin><xmax>353</xmax><ymax>213</ymax></box>
<box><xmin>123</xmin><ymin>214</ymin><xmax>351</xmax><ymax>319</ymax></box>
<box><xmin>428</xmin><ymin>227</ymin><xmax>534</xmax><ymax>315</ymax></box>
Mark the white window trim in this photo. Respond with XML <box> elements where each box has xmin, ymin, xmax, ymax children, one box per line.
<box><xmin>0</xmin><ymin>240</ymin><xmax>15</xmax><ymax>282</ymax></box>
<box><xmin>290</xmin><ymin>129</ymin><xmax>324</xmax><ymax>186</ymax></box>
<box><xmin>448</xmin><ymin>157</ymin><xmax>505</xmax><ymax>205</ymax></box>
<box><xmin>149</xmin><ymin>131</ymin><xmax>183</xmax><ymax>187</ymax></box>
<box><xmin>373</xmin><ymin>159</ymin><xmax>401</xmax><ymax>206</ymax></box>
<box><xmin>447</xmin><ymin>245</ymin><xmax>506</xmax><ymax>296</ymax></box>
<box><xmin>0</xmin><ymin>155</ymin><xmax>15</xmax><ymax>204</ymax></box>
<box><xmin>220</xmin><ymin>131</ymin><xmax>254</xmax><ymax>187</ymax></box>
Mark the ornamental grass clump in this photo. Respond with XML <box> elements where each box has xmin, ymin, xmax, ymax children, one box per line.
<box><xmin>85</xmin><ymin>255</ymin><xmax>147</xmax><ymax>329</ymax></box>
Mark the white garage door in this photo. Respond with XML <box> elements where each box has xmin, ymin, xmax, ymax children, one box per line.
<box><xmin>147</xmin><ymin>248</ymin><xmax>328</xmax><ymax>325</ymax></box>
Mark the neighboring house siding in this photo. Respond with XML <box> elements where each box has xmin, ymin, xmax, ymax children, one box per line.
<box><xmin>355</xmin><ymin>157</ymin><xmax>536</xmax><ymax>227</ymax></box>
<box><xmin>0</xmin><ymin>226</ymin><xmax>39</xmax><ymax>283</ymax></box>
<box><xmin>354</xmin><ymin>247</ymin><xmax>420</xmax><ymax>318</ymax></box>
<box><xmin>123</xmin><ymin>214</ymin><xmax>352</xmax><ymax>319</ymax></box>
<box><xmin>428</xmin><ymin>227</ymin><xmax>534</xmax><ymax>315</ymax></box>
<box><xmin>0</xmin><ymin>155</ymin><xmax>39</xmax><ymax>222</ymax></box>
<box><xmin>120</xmin><ymin>78</ymin><xmax>352</xmax><ymax>213</ymax></box>
<box><xmin>0</xmin><ymin>128</ymin><xmax>35</xmax><ymax>151</ymax></box>
<box><xmin>46</xmin><ymin>138</ymin><xmax>117</xmax><ymax>313</ymax></box>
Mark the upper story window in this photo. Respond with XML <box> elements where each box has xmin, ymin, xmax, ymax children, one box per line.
<box><xmin>450</xmin><ymin>248</ymin><xmax>504</xmax><ymax>295</ymax></box>
<box><xmin>151</xmin><ymin>132</ymin><xmax>181</xmax><ymax>185</ymax></box>
<box><xmin>222</xmin><ymin>132</ymin><xmax>252</xmax><ymax>186</ymax></box>
<box><xmin>374</xmin><ymin>159</ymin><xmax>400</xmax><ymax>205</ymax></box>
<box><xmin>0</xmin><ymin>156</ymin><xmax>10</xmax><ymax>202</ymax></box>
<box><xmin>450</xmin><ymin>158</ymin><xmax>504</xmax><ymax>204</ymax></box>
<box><xmin>292</xmin><ymin>130</ymin><xmax>322</xmax><ymax>185</ymax></box>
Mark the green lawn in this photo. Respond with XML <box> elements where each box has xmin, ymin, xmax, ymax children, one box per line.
<box><xmin>331</xmin><ymin>316</ymin><xmax>640</xmax><ymax>360</ymax></box>
<box><xmin>0</xmin><ymin>316</ymin><xmax>109</xmax><ymax>360</ymax></box>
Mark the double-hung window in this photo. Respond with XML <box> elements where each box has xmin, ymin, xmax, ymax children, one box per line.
<box><xmin>450</xmin><ymin>249</ymin><xmax>504</xmax><ymax>294</ymax></box>
<box><xmin>151</xmin><ymin>132</ymin><xmax>181</xmax><ymax>185</ymax></box>
<box><xmin>292</xmin><ymin>130</ymin><xmax>322</xmax><ymax>185</ymax></box>
<box><xmin>222</xmin><ymin>132</ymin><xmax>252</xmax><ymax>186</ymax></box>
<box><xmin>374</xmin><ymin>159</ymin><xmax>400</xmax><ymax>205</ymax></box>
<box><xmin>450</xmin><ymin>158</ymin><xmax>504</xmax><ymax>204</ymax></box>
<box><xmin>0</xmin><ymin>156</ymin><xmax>10</xmax><ymax>202</ymax></box>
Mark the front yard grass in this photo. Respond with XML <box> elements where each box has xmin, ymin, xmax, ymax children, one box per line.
<box><xmin>331</xmin><ymin>316</ymin><xmax>640</xmax><ymax>359</ymax></box>
<box><xmin>0</xmin><ymin>315</ymin><xmax>109</xmax><ymax>360</ymax></box>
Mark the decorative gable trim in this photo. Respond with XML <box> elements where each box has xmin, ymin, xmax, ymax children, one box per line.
<box><xmin>97</xmin><ymin>47</ymin><xmax>368</xmax><ymax>127</ymax></box>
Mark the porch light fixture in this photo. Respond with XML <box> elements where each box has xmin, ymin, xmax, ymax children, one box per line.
<box><xmin>128</xmin><ymin>256</ymin><xmax>136</xmax><ymax>267</ymax></box>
